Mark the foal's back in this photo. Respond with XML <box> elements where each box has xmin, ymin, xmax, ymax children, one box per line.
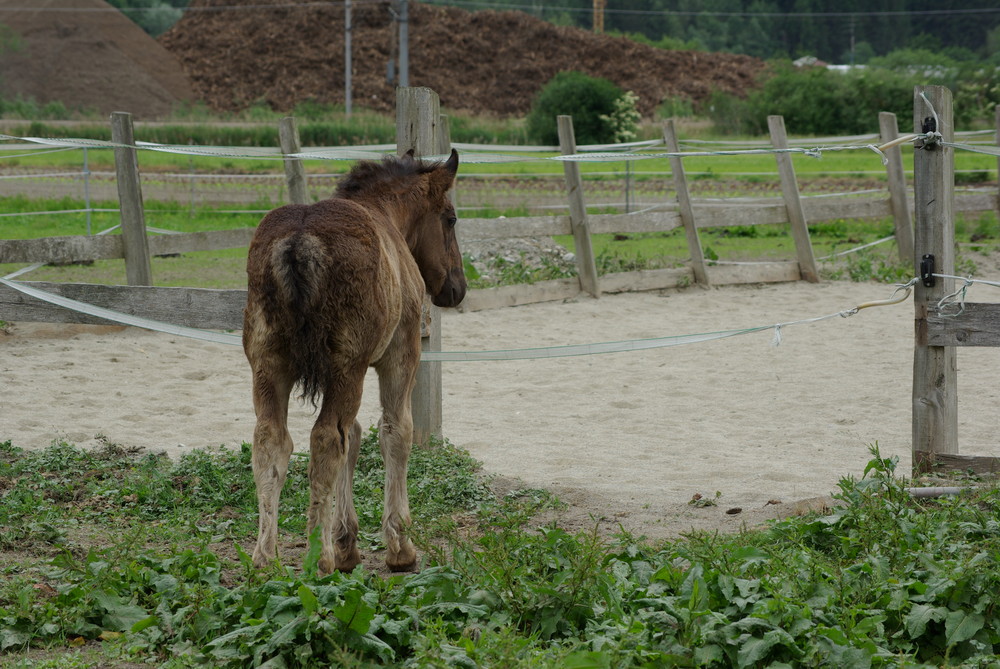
<box><xmin>243</xmin><ymin>197</ymin><xmax>415</xmax><ymax>404</ymax></box>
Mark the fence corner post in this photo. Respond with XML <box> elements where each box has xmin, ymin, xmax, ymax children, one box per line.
<box><xmin>557</xmin><ymin>115</ymin><xmax>600</xmax><ymax>298</ymax></box>
<box><xmin>278</xmin><ymin>116</ymin><xmax>309</xmax><ymax>205</ymax></box>
<box><xmin>397</xmin><ymin>86</ymin><xmax>443</xmax><ymax>446</ymax></box>
<box><xmin>109</xmin><ymin>111</ymin><xmax>152</xmax><ymax>286</ymax></box>
<box><xmin>878</xmin><ymin>111</ymin><xmax>914</xmax><ymax>263</ymax></box>
<box><xmin>767</xmin><ymin>115</ymin><xmax>819</xmax><ymax>283</ymax></box>
<box><xmin>912</xmin><ymin>85</ymin><xmax>958</xmax><ymax>472</ymax></box>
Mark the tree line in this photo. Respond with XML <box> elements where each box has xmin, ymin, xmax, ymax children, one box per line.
<box><xmin>112</xmin><ymin>1</ymin><xmax>999</xmax><ymax>67</ymax></box>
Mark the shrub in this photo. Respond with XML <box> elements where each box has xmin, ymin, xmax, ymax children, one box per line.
<box><xmin>526</xmin><ymin>71</ymin><xmax>626</xmax><ymax>145</ymax></box>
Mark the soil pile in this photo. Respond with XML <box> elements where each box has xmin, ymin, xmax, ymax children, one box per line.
<box><xmin>0</xmin><ymin>0</ymin><xmax>194</xmax><ymax>119</ymax></box>
<box><xmin>160</xmin><ymin>0</ymin><xmax>766</xmax><ymax>117</ymax></box>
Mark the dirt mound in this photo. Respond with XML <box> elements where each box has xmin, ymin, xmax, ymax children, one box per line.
<box><xmin>0</xmin><ymin>0</ymin><xmax>193</xmax><ymax>119</ymax></box>
<box><xmin>160</xmin><ymin>0</ymin><xmax>766</xmax><ymax>118</ymax></box>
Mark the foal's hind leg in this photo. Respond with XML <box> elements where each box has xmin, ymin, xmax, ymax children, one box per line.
<box><xmin>249</xmin><ymin>364</ymin><xmax>296</xmax><ymax>569</ymax></box>
<box><xmin>307</xmin><ymin>368</ymin><xmax>366</xmax><ymax>574</ymax></box>
<box><xmin>375</xmin><ymin>356</ymin><xmax>420</xmax><ymax>572</ymax></box>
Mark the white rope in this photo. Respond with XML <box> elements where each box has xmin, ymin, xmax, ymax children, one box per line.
<box><xmin>0</xmin><ymin>278</ymin><xmax>918</xmax><ymax>361</ymax></box>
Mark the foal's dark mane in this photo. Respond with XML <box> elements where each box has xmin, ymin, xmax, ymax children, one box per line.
<box><xmin>335</xmin><ymin>155</ymin><xmax>439</xmax><ymax>199</ymax></box>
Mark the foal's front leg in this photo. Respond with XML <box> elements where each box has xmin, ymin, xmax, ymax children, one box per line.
<box><xmin>376</xmin><ymin>361</ymin><xmax>419</xmax><ymax>572</ymax></box>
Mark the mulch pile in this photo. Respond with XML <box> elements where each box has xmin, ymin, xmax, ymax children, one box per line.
<box><xmin>159</xmin><ymin>0</ymin><xmax>767</xmax><ymax>117</ymax></box>
<box><xmin>0</xmin><ymin>0</ymin><xmax>766</xmax><ymax>120</ymax></box>
<box><xmin>0</xmin><ymin>0</ymin><xmax>193</xmax><ymax>119</ymax></box>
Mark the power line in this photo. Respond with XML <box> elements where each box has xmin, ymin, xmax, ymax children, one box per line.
<box><xmin>421</xmin><ymin>0</ymin><xmax>1000</xmax><ymax>19</ymax></box>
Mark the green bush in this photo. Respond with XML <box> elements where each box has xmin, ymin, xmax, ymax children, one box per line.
<box><xmin>526</xmin><ymin>71</ymin><xmax>625</xmax><ymax>145</ymax></box>
<box><xmin>707</xmin><ymin>62</ymin><xmax>920</xmax><ymax>135</ymax></box>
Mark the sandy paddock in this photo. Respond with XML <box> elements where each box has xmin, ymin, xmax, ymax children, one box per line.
<box><xmin>3</xmin><ymin>277</ymin><xmax>1000</xmax><ymax>539</ymax></box>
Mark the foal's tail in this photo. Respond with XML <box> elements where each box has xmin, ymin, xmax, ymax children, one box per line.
<box><xmin>269</xmin><ymin>233</ymin><xmax>331</xmax><ymax>406</ymax></box>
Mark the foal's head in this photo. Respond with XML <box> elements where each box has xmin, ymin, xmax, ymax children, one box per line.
<box><xmin>337</xmin><ymin>149</ymin><xmax>466</xmax><ymax>308</ymax></box>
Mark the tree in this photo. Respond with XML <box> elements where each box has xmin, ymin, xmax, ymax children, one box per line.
<box><xmin>107</xmin><ymin>0</ymin><xmax>188</xmax><ymax>37</ymax></box>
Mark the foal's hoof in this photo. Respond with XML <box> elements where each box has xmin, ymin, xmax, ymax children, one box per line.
<box><xmin>385</xmin><ymin>544</ymin><xmax>418</xmax><ymax>572</ymax></box>
<box><xmin>334</xmin><ymin>547</ymin><xmax>363</xmax><ymax>573</ymax></box>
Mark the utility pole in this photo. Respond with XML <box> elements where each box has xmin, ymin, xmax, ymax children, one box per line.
<box><xmin>593</xmin><ymin>0</ymin><xmax>605</xmax><ymax>33</ymax></box>
<box><xmin>344</xmin><ymin>0</ymin><xmax>352</xmax><ymax>116</ymax></box>
<box><xmin>398</xmin><ymin>0</ymin><xmax>409</xmax><ymax>87</ymax></box>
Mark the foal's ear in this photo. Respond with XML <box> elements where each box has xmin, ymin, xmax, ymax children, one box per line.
<box><xmin>444</xmin><ymin>148</ymin><xmax>459</xmax><ymax>175</ymax></box>
<box><xmin>430</xmin><ymin>148</ymin><xmax>459</xmax><ymax>196</ymax></box>
<box><xmin>402</xmin><ymin>148</ymin><xmax>416</xmax><ymax>162</ymax></box>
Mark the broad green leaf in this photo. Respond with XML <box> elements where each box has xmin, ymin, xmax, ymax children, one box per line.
<box><xmin>945</xmin><ymin>610</ymin><xmax>984</xmax><ymax>646</ymax></box>
<box><xmin>303</xmin><ymin>527</ymin><xmax>323</xmax><ymax>579</ymax></box>
<box><xmin>561</xmin><ymin>650</ymin><xmax>612</xmax><ymax>668</ymax></box>
<box><xmin>737</xmin><ymin>635</ymin><xmax>779</xmax><ymax>668</ymax></box>
<box><xmin>263</xmin><ymin>615</ymin><xmax>308</xmax><ymax>655</ymax></box>
<box><xmin>334</xmin><ymin>587</ymin><xmax>376</xmax><ymax>635</ymax></box>
<box><xmin>297</xmin><ymin>584</ymin><xmax>319</xmax><ymax>615</ymax></box>
<box><xmin>102</xmin><ymin>604</ymin><xmax>150</xmax><ymax>633</ymax></box>
<box><xmin>0</xmin><ymin>628</ymin><xmax>30</xmax><ymax>652</ymax></box>
<box><xmin>131</xmin><ymin>615</ymin><xmax>159</xmax><ymax>633</ymax></box>
<box><xmin>258</xmin><ymin>655</ymin><xmax>289</xmax><ymax>669</ymax></box>
<box><xmin>904</xmin><ymin>604</ymin><xmax>947</xmax><ymax>639</ymax></box>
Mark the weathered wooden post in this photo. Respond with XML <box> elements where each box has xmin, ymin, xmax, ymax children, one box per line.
<box><xmin>995</xmin><ymin>106</ymin><xmax>1000</xmax><ymax>218</ymax></box>
<box><xmin>278</xmin><ymin>116</ymin><xmax>309</xmax><ymax>205</ymax></box>
<box><xmin>768</xmin><ymin>115</ymin><xmax>819</xmax><ymax>283</ymax></box>
<box><xmin>557</xmin><ymin>115</ymin><xmax>601</xmax><ymax>298</ymax></box>
<box><xmin>110</xmin><ymin>111</ymin><xmax>152</xmax><ymax>286</ymax></box>
<box><xmin>878</xmin><ymin>111</ymin><xmax>915</xmax><ymax>263</ymax></box>
<box><xmin>396</xmin><ymin>86</ymin><xmax>443</xmax><ymax>445</ymax></box>
<box><xmin>662</xmin><ymin>119</ymin><xmax>709</xmax><ymax>285</ymax></box>
<box><xmin>912</xmin><ymin>85</ymin><xmax>958</xmax><ymax>469</ymax></box>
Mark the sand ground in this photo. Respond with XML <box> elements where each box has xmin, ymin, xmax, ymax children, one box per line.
<box><xmin>4</xmin><ymin>277</ymin><xmax>999</xmax><ymax>539</ymax></box>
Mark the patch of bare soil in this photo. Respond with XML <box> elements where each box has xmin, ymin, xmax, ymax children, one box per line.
<box><xmin>0</xmin><ymin>0</ymin><xmax>193</xmax><ymax>119</ymax></box>
<box><xmin>159</xmin><ymin>0</ymin><xmax>767</xmax><ymax>118</ymax></box>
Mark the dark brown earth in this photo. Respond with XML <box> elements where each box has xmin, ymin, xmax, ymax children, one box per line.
<box><xmin>0</xmin><ymin>0</ymin><xmax>766</xmax><ymax>121</ymax></box>
<box><xmin>0</xmin><ymin>0</ymin><xmax>194</xmax><ymax>119</ymax></box>
<box><xmin>159</xmin><ymin>0</ymin><xmax>767</xmax><ymax>118</ymax></box>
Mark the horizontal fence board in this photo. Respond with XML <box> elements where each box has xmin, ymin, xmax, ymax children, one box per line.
<box><xmin>914</xmin><ymin>450</ymin><xmax>1000</xmax><ymax>476</ymax></box>
<box><xmin>459</xmin><ymin>277</ymin><xmax>580</xmax><ymax>311</ymax></box>
<box><xmin>0</xmin><ymin>281</ymin><xmax>246</xmax><ymax>330</ymax></box>
<box><xmin>0</xmin><ymin>234</ymin><xmax>124</xmax><ymax>264</ymax></box>
<box><xmin>148</xmin><ymin>228</ymin><xmax>256</xmax><ymax>255</ymax></box>
<box><xmin>600</xmin><ymin>267</ymin><xmax>692</xmax><ymax>293</ymax></box>
<box><xmin>0</xmin><ymin>228</ymin><xmax>256</xmax><ymax>264</ymax></box>
<box><xmin>802</xmin><ymin>196</ymin><xmax>892</xmax><ymax>221</ymax></box>
<box><xmin>589</xmin><ymin>210</ymin><xmax>682</xmax><ymax>235</ymax></box>
<box><xmin>924</xmin><ymin>302</ymin><xmax>1000</xmax><ymax>347</ymax></box>
<box><xmin>955</xmin><ymin>192</ymin><xmax>998</xmax><ymax>213</ymax></box>
<box><xmin>458</xmin><ymin>215</ymin><xmax>570</xmax><ymax>241</ymax></box>
<box><xmin>693</xmin><ymin>201</ymin><xmax>789</xmax><ymax>228</ymax></box>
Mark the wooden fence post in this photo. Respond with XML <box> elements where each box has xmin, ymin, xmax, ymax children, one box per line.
<box><xmin>557</xmin><ymin>115</ymin><xmax>601</xmax><ymax>298</ymax></box>
<box><xmin>278</xmin><ymin>116</ymin><xmax>309</xmax><ymax>205</ymax></box>
<box><xmin>995</xmin><ymin>106</ymin><xmax>1000</xmax><ymax>218</ymax></box>
<box><xmin>912</xmin><ymin>85</ymin><xmax>958</xmax><ymax>470</ymax></box>
<box><xmin>768</xmin><ymin>115</ymin><xmax>819</xmax><ymax>283</ymax></box>
<box><xmin>662</xmin><ymin>119</ymin><xmax>709</xmax><ymax>285</ymax></box>
<box><xmin>878</xmin><ymin>111</ymin><xmax>915</xmax><ymax>263</ymax></box>
<box><xmin>396</xmin><ymin>86</ymin><xmax>442</xmax><ymax>445</ymax></box>
<box><xmin>110</xmin><ymin>111</ymin><xmax>152</xmax><ymax>286</ymax></box>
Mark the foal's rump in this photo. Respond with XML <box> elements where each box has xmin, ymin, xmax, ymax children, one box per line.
<box><xmin>243</xmin><ymin>199</ymin><xmax>404</xmax><ymax>404</ymax></box>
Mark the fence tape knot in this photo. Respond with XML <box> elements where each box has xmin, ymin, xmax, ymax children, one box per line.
<box><xmin>937</xmin><ymin>276</ymin><xmax>973</xmax><ymax>317</ymax></box>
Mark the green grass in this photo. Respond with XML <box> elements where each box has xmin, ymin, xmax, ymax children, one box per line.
<box><xmin>3</xmin><ymin>440</ymin><xmax>1000</xmax><ymax>667</ymax></box>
